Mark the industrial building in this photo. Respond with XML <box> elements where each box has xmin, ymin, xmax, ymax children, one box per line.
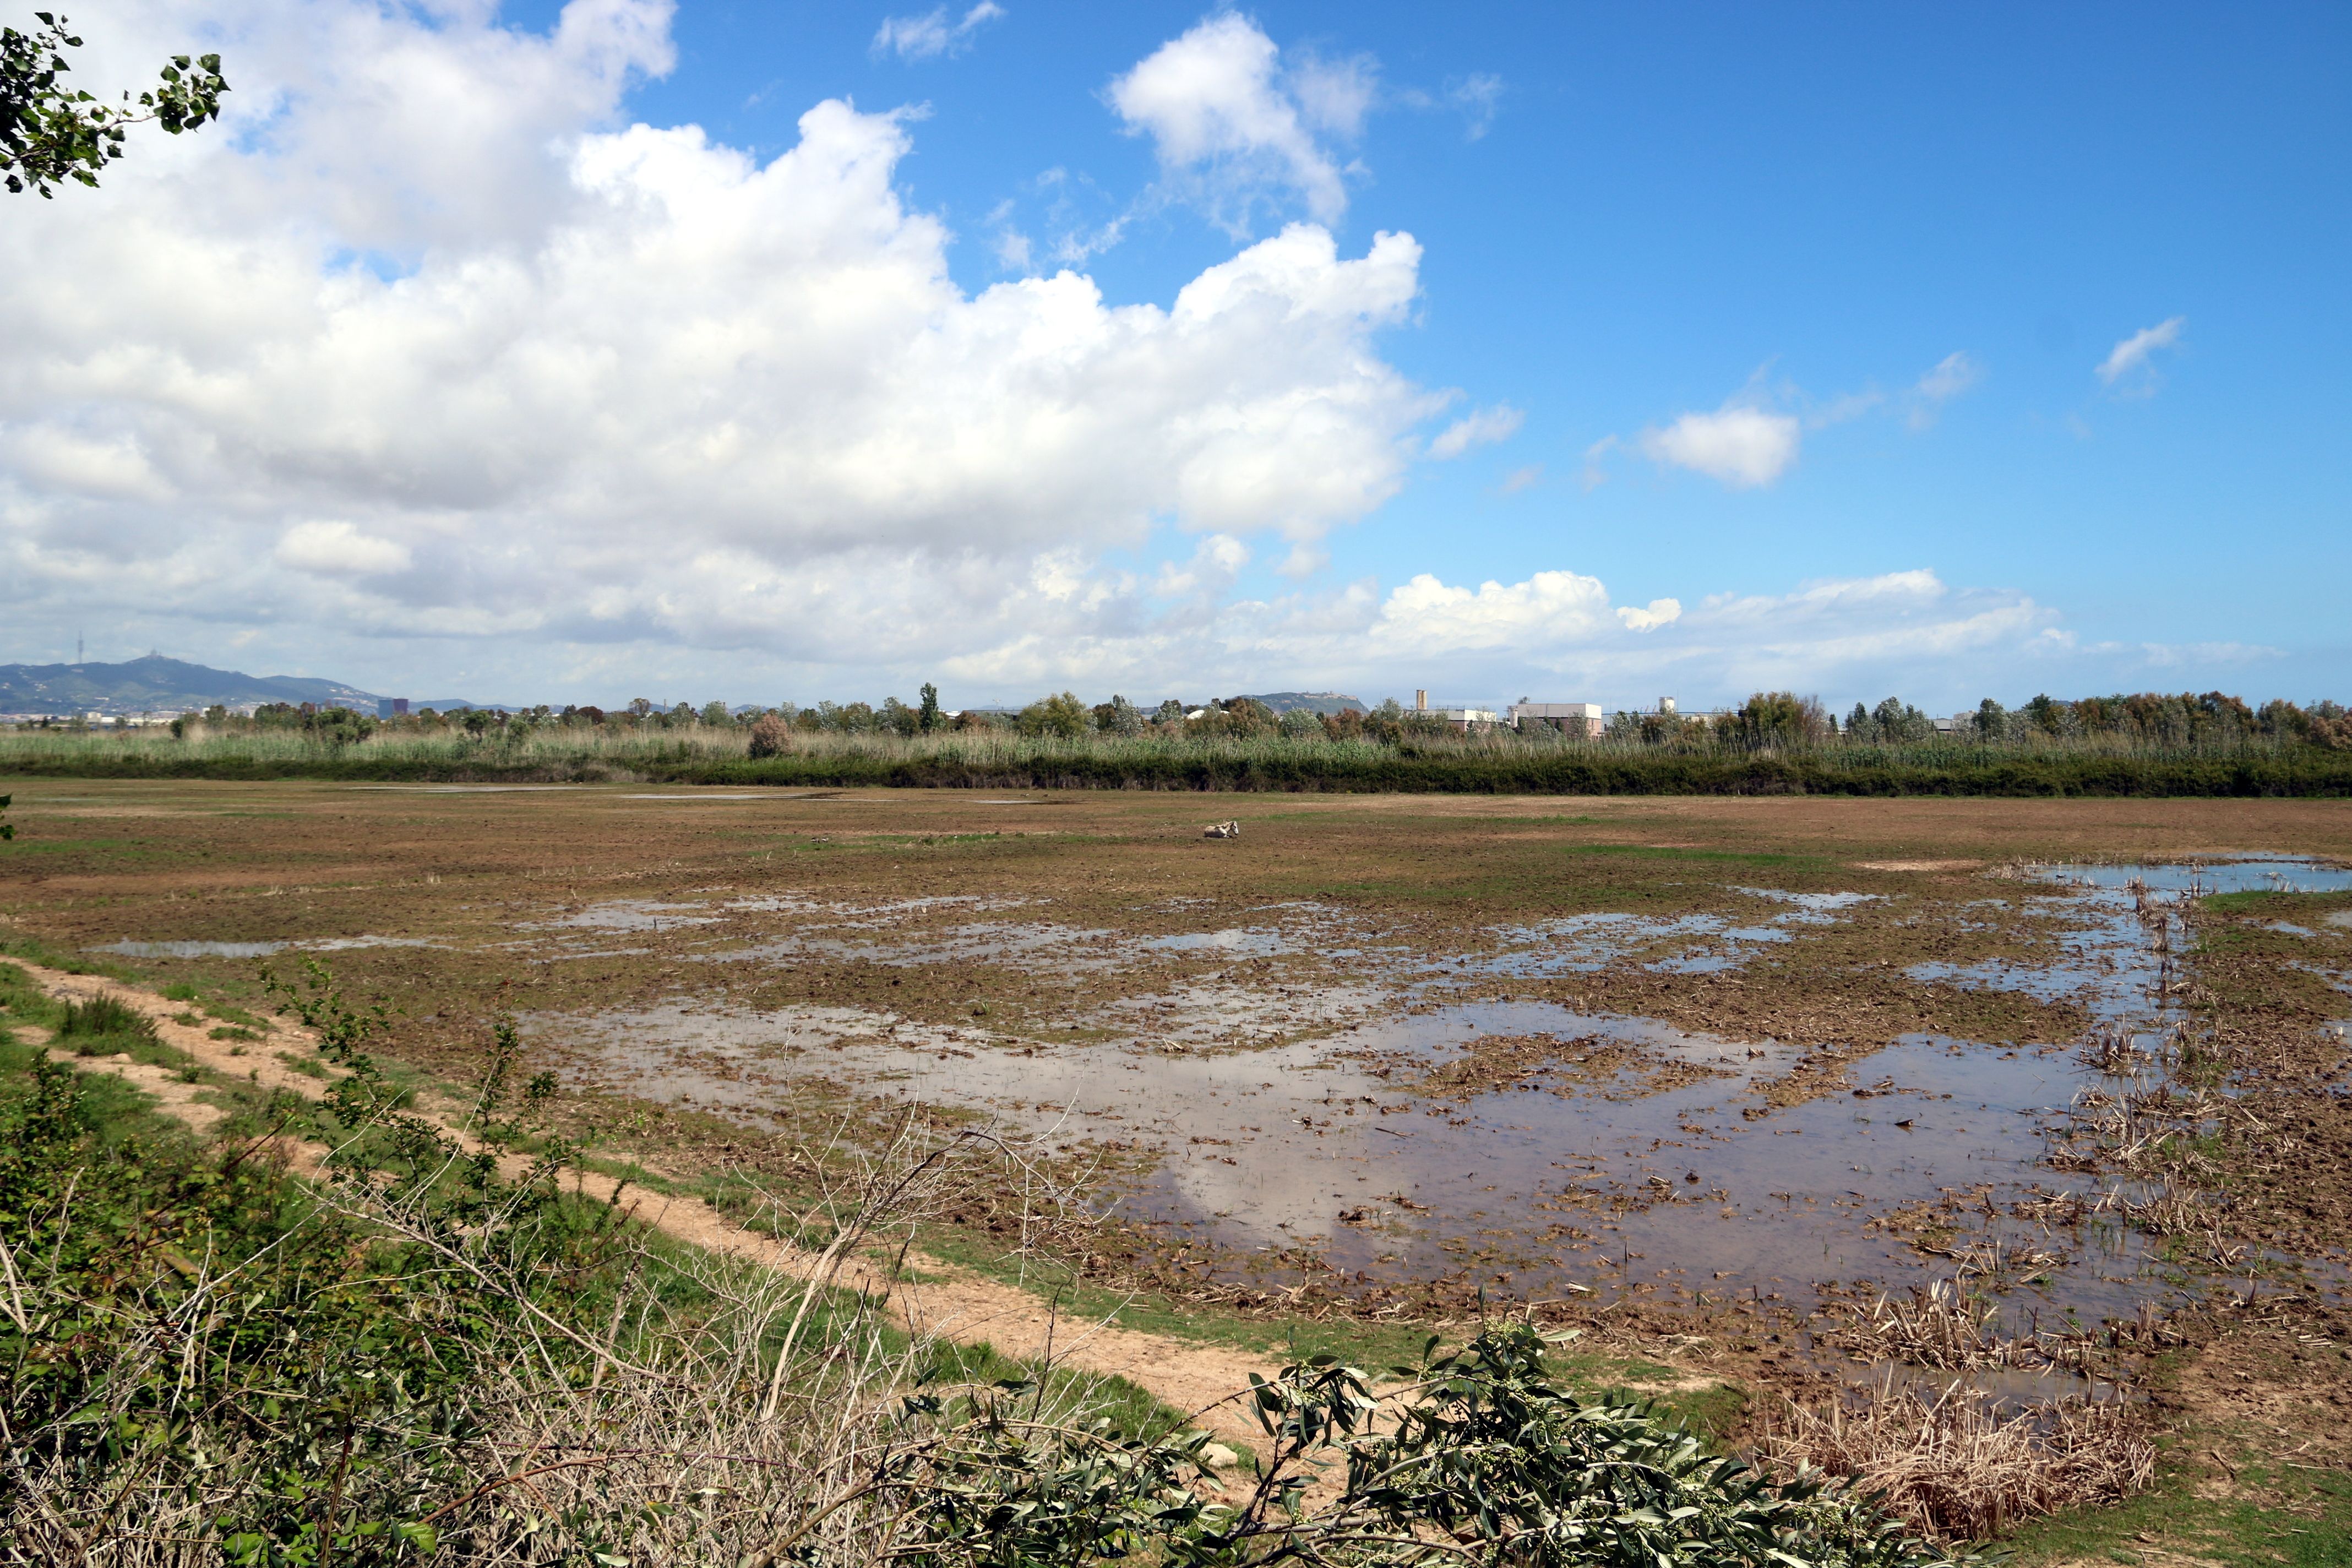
<box><xmin>1508</xmin><ymin>701</ymin><xmax>1604</xmax><ymax>737</ymax></box>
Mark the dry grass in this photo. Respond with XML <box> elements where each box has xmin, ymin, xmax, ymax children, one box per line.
<box><xmin>0</xmin><ymin>1117</ymin><xmax>1173</xmax><ymax>1566</ymax></box>
<box><xmin>1846</xmin><ymin>1279</ymin><xmax>2032</xmax><ymax>1371</ymax></box>
<box><xmin>1756</xmin><ymin>1378</ymin><xmax>2155</xmax><ymax>1542</ymax></box>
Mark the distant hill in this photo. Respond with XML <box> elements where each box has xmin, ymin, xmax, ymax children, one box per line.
<box><xmin>1233</xmin><ymin>690</ymin><xmax>1368</xmax><ymax>715</ymax></box>
<box><xmin>0</xmin><ymin>655</ymin><xmax>510</xmax><ymax>715</ymax></box>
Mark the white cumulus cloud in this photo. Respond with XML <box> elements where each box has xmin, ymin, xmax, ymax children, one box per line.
<box><xmin>1638</xmin><ymin>404</ymin><xmax>1801</xmax><ymax>488</ymax></box>
<box><xmin>1428</xmin><ymin>404</ymin><xmax>1523</xmax><ymax>459</ymax></box>
<box><xmin>0</xmin><ymin>0</ymin><xmax>1436</xmax><ymax>686</ymax></box>
<box><xmin>873</xmin><ymin>2</ymin><xmax>1004</xmax><ymax>62</ymax></box>
<box><xmin>0</xmin><ymin>1</ymin><xmax>2146</xmax><ymax>711</ymax></box>
<box><xmin>1369</xmin><ymin>570</ymin><xmax>1616</xmax><ymax>655</ymax></box>
<box><xmin>2095</xmin><ymin>316</ymin><xmax>2186</xmax><ymax>391</ymax></box>
<box><xmin>1107</xmin><ymin>12</ymin><xmax>1363</xmax><ymax>229</ymax></box>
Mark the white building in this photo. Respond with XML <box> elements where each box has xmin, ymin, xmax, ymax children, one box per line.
<box><xmin>1434</xmin><ymin>707</ymin><xmax>1498</xmax><ymax>731</ymax></box>
<box><xmin>1509</xmin><ymin>701</ymin><xmax>1604</xmax><ymax>737</ymax></box>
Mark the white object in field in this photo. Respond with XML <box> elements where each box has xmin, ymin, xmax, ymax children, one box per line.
<box><xmin>1203</xmin><ymin>820</ymin><xmax>1242</xmax><ymax>839</ymax></box>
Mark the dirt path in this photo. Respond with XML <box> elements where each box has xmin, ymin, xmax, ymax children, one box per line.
<box><xmin>12</xmin><ymin>960</ymin><xmax>1284</xmax><ymax>1449</ymax></box>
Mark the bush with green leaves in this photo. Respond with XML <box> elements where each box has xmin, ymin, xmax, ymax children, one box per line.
<box><xmin>1017</xmin><ymin>690</ymin><xmax>1090</xmax><ymax>740</ymax></box>
<box><xmin>876</xmin><ymin>1325</ymin><xmax>1978</xmax><ymax>1567</ymax></box>
<box><xmin>2</xmin><ymin>10</ymin><xmax>227</xmax><ymax>197</ymax></box>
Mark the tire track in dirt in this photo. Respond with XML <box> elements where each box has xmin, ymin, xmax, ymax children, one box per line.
<box><xmin>9</xmin><ymin>960</ymin><xmax>1284</xmax><ymax>1450</ymax></box>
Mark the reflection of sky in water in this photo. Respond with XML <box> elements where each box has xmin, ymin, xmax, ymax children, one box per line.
<box><xmin>1910</xmin><ymin>895</ymin><xmax>2170</xmax><ymax>1019</ymax></box>
<box><xmin>1478</xmin><ymin>892</ymin><xmax>1875</xmax><ymax>980</ymax></box>
<box><xmin>92</xmin><ymin>934</ymin><xmax>438</xmax><ymax>959</ymax></box>
<box><xmin>505</xmin><ymin>862</ymin><xmax>2313</xmax><ymax>1333</ymax></box>
<box><xmin>701</xmin><ymin>922</ymin><xmax>1125</xmax><ymax>970</ymax></box>
<box><xmin>1141</xmin><ymin>928</ymin><xmax>1287</xmax><ymax>956</ymax></box>
<box><xmin>512</xmin><ymin>886</ymin><xmax>1886</xmax><ymax>989</ymax></box>
<box><xmin>531</xmin><ymin>901</ymin><xmax>723</xmax><ymax>933</ymax></box>
<box><xmin>1914</xmin><ymin>859</ymin><xmax>2351</xmax><ymax>1019</ymax></box>
<box><xmin>96</xmin><ymin>939</ymin><xmax>288</xmax><ymax>959</ymax></box>
<box><xmin>545</xmin><ymin>995</ymin><xmax>2167</xmax><ymax>1330</ymax></box>
<box><xmin>2036</xmin><ymin>856</ymin><xmax>2352</xmax><ymax>895</ymax></box>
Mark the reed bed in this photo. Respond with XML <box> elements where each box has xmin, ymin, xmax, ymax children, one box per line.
<box><xmin>7</xmin><ymin>722</ymin><xmax>2352</xmax><ymax>796</ymax></box>
<box><xmin>1756</xmin><ymin>1379</ymin><xmax>2155</xmax><ymax>1543</ymax></box>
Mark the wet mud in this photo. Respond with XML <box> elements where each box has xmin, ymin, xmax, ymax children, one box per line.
<box><xmin>523</xmin><ymin>854</ymin><xmax>2352</xmax><ymax>1358</ymax></box>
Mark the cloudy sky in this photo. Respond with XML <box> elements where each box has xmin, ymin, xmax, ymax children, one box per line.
<box><xmin>4</xmin><ymin>2</ymin><xmax>2346</xmax><ymax>711</ymax></box>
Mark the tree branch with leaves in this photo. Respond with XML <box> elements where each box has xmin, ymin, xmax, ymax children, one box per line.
<box><xmin>2</xmin><ymin>10</ymin><xmax>226</xmax><ymax>197</ymax></box>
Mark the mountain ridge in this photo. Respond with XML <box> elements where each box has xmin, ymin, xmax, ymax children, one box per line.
<box><xmin>0</xmin><ymin>655</ymin><xmax>508</xmax><ymax>714</ymax></box>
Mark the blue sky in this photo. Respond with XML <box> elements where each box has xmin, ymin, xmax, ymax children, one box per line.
<box><xmin>2</xmin><ymin>1</ymin><xmax>2345</xmax><ymax>711</ymax></box>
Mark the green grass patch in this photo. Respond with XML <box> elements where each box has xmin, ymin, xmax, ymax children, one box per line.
<box><xmin>1559</xmin><ymin>843</ymin><xmax>1818</xmax><ymax>866</ymax></box>
<box><xmin>2203</xmin><ymin>888</ymin><xmax>2352</xmax><ymax>916</ymax></box>
<box><xmin>51</xmin><ymin>994</ymin><xmax>199</xmax><ymax>1076</ymax></box>
<box><xmin>0</xmin><ymin>961</ymin><xmax>64</xmax><ymax>1031</ymax></box>
<box><xmin>0</xmin><ymin>935</ymin><xmax>138</xmax><ymax>980</ymax></box>
<box><xmin>2007</xmin><ymin>1436</ymin><xmax>2352</xmax><ymax>1566</ymax></box>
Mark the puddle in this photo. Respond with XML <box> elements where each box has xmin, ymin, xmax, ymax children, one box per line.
<box><xmin>1475</xmin><ymin>913</ymin><xmax>1725</xmax><ymax>977</ymax></box>
<box><xmin>543</xmin><ymin>997</ymin><xmax>2168</xmax><ymax>1331</ymax></box>
<box><xmin>1140</xmin><ymin>928</ymin><xmax>1288</xmax><ymax>956</ymax></box>
<box><xmin>90</xmin><ymin>934</ymin><xmax>439</xmax><ymax>959</ymax></box>
<box><xmin>1474</xmin><ymin>893</ymin><xmax>1872</xmax><ymax>981</ymax></box>
<box><xmin>512</xmin><ymin>862</ymin><xmax>2318</xmax><ymax>1337</ymax></box>
<box><xmin>1913</xmin><ymin>859</ymin><xmax>2352</xmax><ymax>1020</ymax></box>
<box><xmin>510</xmin><ymin>886</ymin><xmax>1872</xmax><ymax>990</ymax></box>
<box><xmin>706</xmin><ymin>921</ymin><xmax>1125</xmax><ymax>970</ymax></box>
<box><xmin>94</xmin><ymin>939</ymin><xmax>288</xmax><ymax>959</ymax></box>
<box><xmin>2037</xmin><ymin>856</ymin><xmax>2352</xmax><ymax>895</ymax></box>
<box><xmin>1733</xmin><ymin>888</ymin><xmax>1880</xmax><ymax>918</ymax></box>
<box><xmin>532</xmin><ymin>901</ymin><xmax>725</xmax><ymax>933</ymax></box>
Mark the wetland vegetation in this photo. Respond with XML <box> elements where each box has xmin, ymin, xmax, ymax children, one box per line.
<box><xmin>8</xmin><ymin>688</ymin><xmax>2352</xmax><ymax>796</ymax></box>
<box><xmin>3</xmin><ymin>781</ymin><xmax>2351</xmax><ymax>1560</ymax></box>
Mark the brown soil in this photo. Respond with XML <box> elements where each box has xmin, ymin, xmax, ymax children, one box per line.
<box><xmin>1378</xmin><ymin>1031</ymin><xmax>1732</xmax><ymax>1102</ymax></box>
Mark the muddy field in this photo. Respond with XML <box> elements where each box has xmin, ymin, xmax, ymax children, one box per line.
<box><xmin>7</xmin><ymin>780</ymin><xmax>2351</xmax><ymax>1387</ymax></box>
